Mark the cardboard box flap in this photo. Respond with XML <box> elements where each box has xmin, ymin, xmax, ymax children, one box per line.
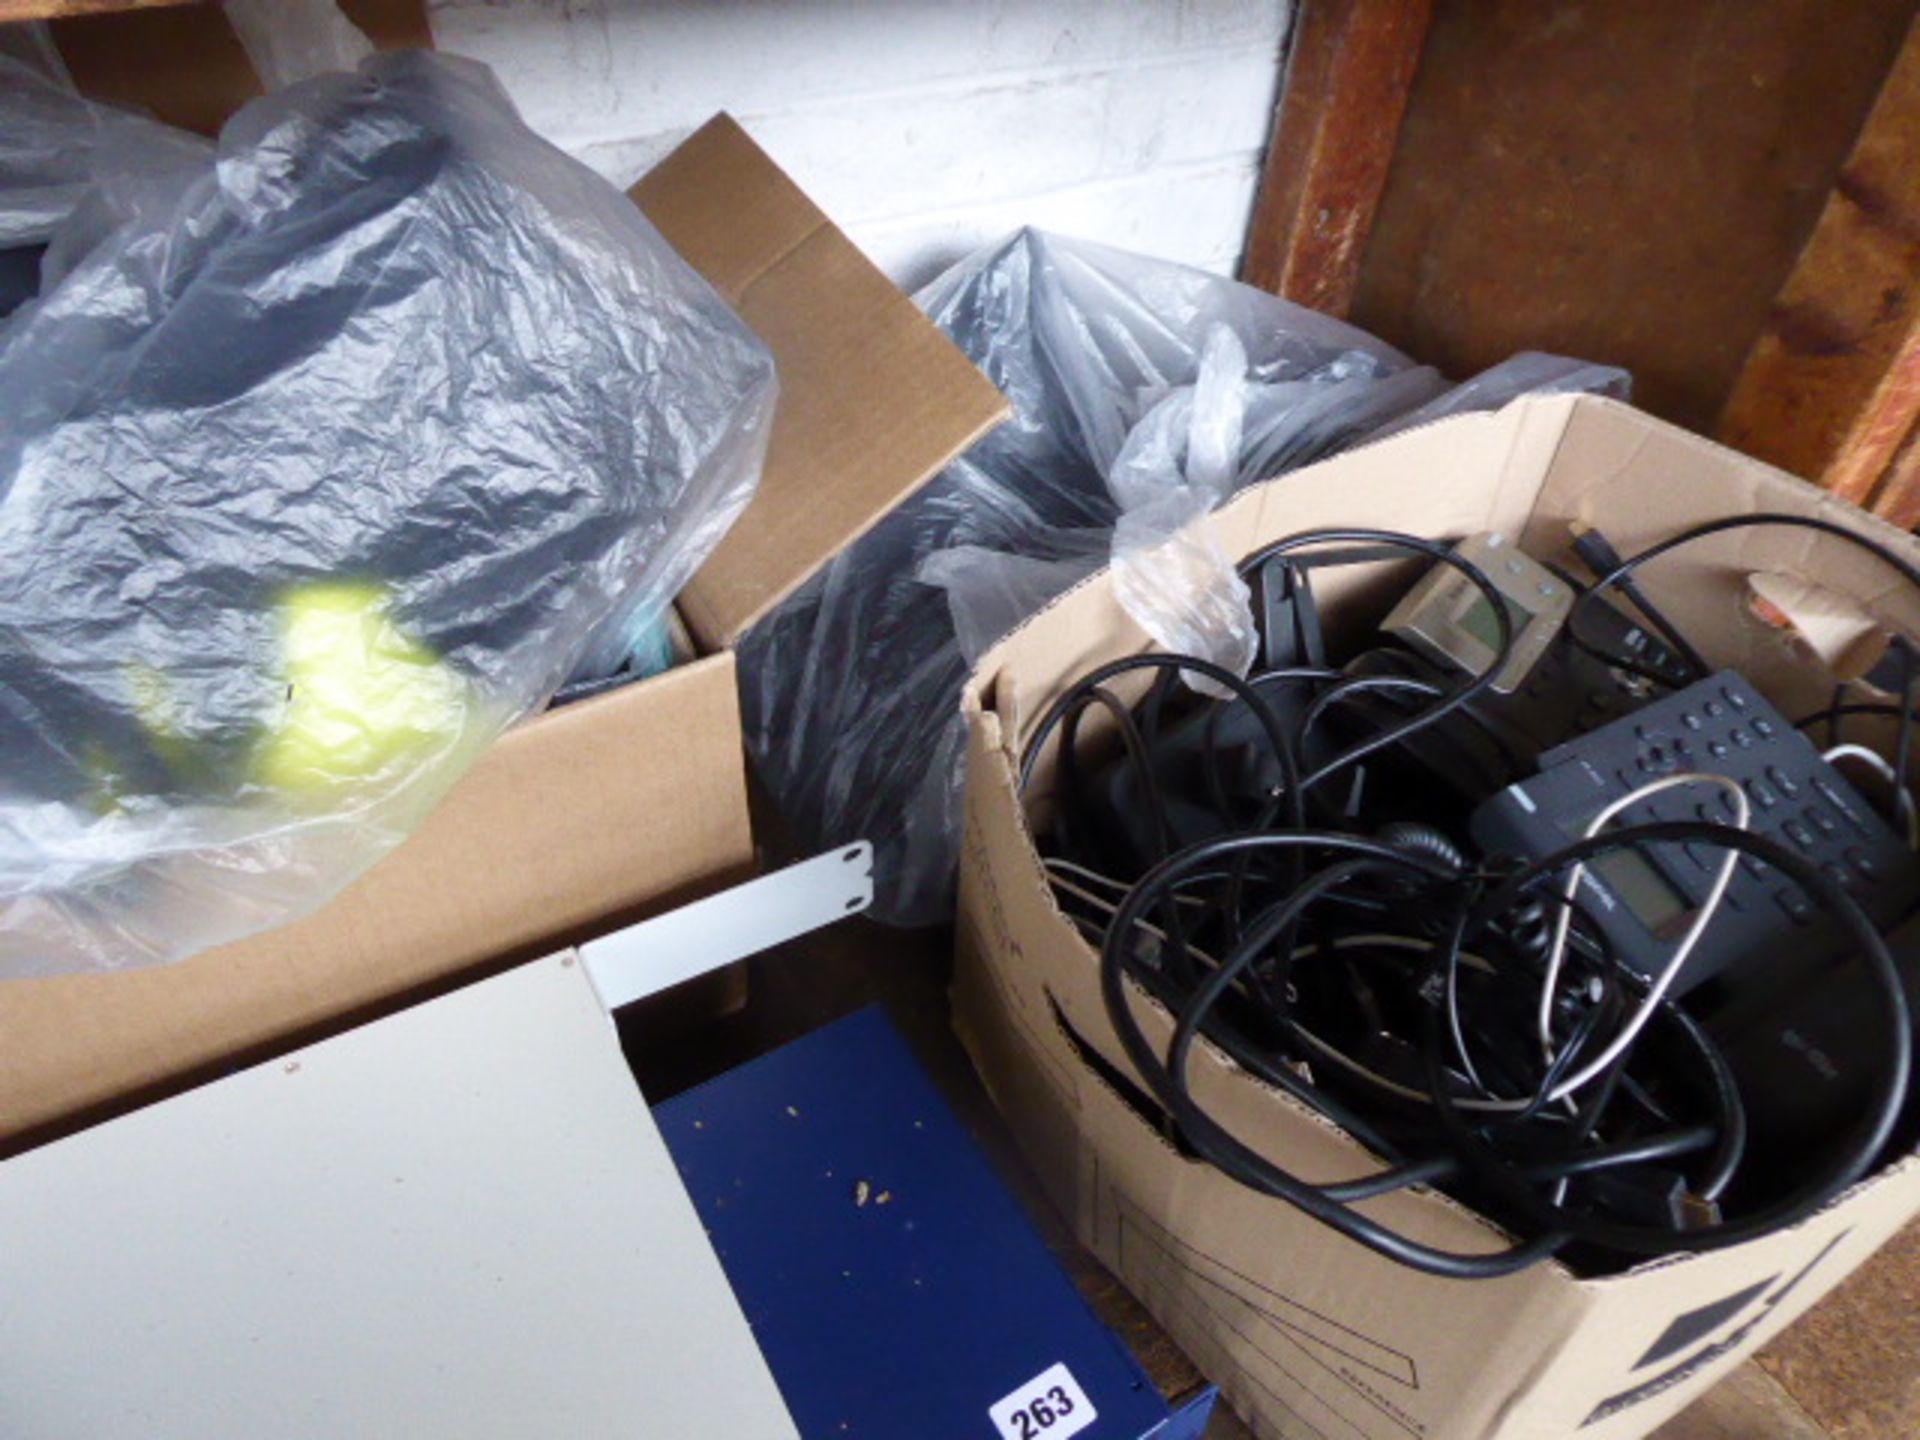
<box><xmin>1525</xmin><ymin>398</ymin><xmax>1920</xmax><ymax>719</ymax></box>
<box><xmin>1</xmin><ymin>653</ymin><xmax>751</xmax><ymax>1146</ymax></box>
<box><xmin>633</xmin><ymin>115</ymin><xmax>1010</xmax><ymax>648</ymax></box>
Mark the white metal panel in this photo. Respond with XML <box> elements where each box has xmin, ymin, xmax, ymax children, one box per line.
<box><xmin>581</xmin><ymin>841</ymin><xmax>872</xmax><ymax>1012</ymax></box>
<box><xmin>0</xmin><ymin>956</ymin><xmax>798</xmax><ymax>1440</ymax></box>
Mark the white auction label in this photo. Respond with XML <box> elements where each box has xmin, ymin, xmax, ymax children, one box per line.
<box><xmin>989</xmin><ymin>1362</ymin><xmax>1098</xmax><ymax>1440</ymax></box>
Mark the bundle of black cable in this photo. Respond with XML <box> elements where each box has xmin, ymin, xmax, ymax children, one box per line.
<box><xmin>1018</xmin><ymin>529</ymin><xmax>1910</xmax><ymax>1278</ymax></box>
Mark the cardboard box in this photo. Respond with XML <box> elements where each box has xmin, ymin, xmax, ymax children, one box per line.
<box><xmin>0</xmin><ymin>113</ymin><xmax>1007</xmax><ymax>1148</ymax></box>
<box><xmin>637</xmin><ymin>119</ymin><xmax>1007</xmax><ymax>650</ymax></box>
<box><xmin>952</xmin><ymin>395</ymin><xmax>1920</xmax><ymax>1440</ymax></box>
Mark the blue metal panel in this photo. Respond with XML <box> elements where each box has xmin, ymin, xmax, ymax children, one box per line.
<box><xmin>1149</xmin><ymin>1389</ymin><xmax>1220</xmax><ymax>1440</ymax></box>
<box><xmin>656</xmin><ymin>1007</ymin><xmax>1185</xmax><ymax>1440</ymax></box>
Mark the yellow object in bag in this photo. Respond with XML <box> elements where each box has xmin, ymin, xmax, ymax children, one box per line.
<box><xmin>254</xmin><ymin>581</ymin><xmax>472</xmax><ymax>800</ymax></box>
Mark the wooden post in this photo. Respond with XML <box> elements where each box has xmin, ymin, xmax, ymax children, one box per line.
<box><xmin>1241</xmin><ymin>0</ymin><xmax>1433</xmax><ymax>317</ymax></box>
<box><xmin>1872</xmin><ymin>424</ymin><xmax>1920</xmax><ymax>529</ymax></box>
<box><xmin>1719</xmin><ymin>15</ymin><xmax>1920</xmax><ymax>512</ymax></box>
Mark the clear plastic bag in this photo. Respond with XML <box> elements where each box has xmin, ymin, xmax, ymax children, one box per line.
<box><xmin>222</xmin><ymin>0</ymin><xmax>375</xmax><ymax>92</ymax></box>
<box><xmin>0</xmin><ymin>33</ymin><xmax>209</xmax><ymax>255</ymax></box>
<box><xmin>0</xmin><ymin>52</ymin><xmax>776</xmax><ymax>978</ymax></box>
<box><xmin>739</xmin><ymin>229</ymin><xmax>1624</xmax><ymax>925</ymax></box>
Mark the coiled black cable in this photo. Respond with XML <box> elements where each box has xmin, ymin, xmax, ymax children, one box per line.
<box><xmin>1232</xmin><ymin>529</ymin><xmax>1517</xmax><ymax>795</ymax></box>
<box><xmin>1571</xmin><ymin>512</ymin><xmax>1920</xmax><ymax>685</ymax></box>
<box><xmin>1098</xmin><ymin>830</ymin><xmax>1570</xmax><ymax>1278</ymax></box>
<box><xmin>1427</xmin><ymin>822</ymin><xmax>1908</xmax><ymax>1256</ymax></box>
<box><xmin>1016</xmin><ymin>522</ymin><xmax>1915</xmax><ymax>1278</ymax></box>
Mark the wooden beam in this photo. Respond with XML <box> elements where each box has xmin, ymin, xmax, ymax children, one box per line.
<box><xmin>51</xmin><ymin>0</ymin><xmax>430</xmax><ymax>140</ymax></box>
<box><xmin>0</xmin><ymin>0</ymin><xmax>195</xmax><ymax>22</ymax></box>
<box><xmin>1871</xmin><ymin>419</ymin><xmax>1920</xmax><ymax>529</ymax></box>
<box><xmin>1719</xmin><ymin>14</ymin><xmax>1920</xmax><ymax>505</ymax></box>
<box><xmin>1242</xmin><ymin>0</ymin><xmax>1432</xmax><ymax>317</ymax></box>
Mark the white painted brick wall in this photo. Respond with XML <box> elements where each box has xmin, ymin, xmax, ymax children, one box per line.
<box><xmin>428</xmin><ymin>0</ymin><xmax>1288</xmax><ymax>292</ymax></box>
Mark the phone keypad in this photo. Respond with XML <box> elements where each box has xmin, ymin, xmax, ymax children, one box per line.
<box><xmin>1480</xmin><ymin>671</ymin><xmax>1920</xmax><ymax>990</ymax></box>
